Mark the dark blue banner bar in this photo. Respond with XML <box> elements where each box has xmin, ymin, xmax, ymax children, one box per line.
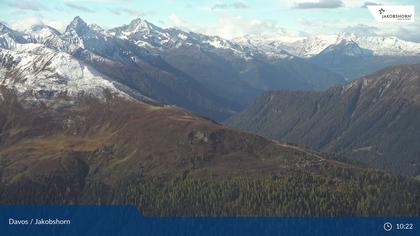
<box><xmin>0</xmin><ymin>205</ymin><xmax>418</xmax><ymax>236</ymax></box>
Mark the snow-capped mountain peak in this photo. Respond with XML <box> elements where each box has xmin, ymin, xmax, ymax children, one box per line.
<box><xmin>232</xmin><ymin>34</ymin><xmax>300</xmax><ymax>59</ymax></box>
<box><xmin>336</xmin><ymin>33</ymin><xmax>420</xmax><ymax>57</ymax></box>
<box><xmin>30</xmin><ymin>24</ymin><xmax>60</xmax><ymax>34</ymax></box>
<box><xmin>126</xmin><ymin>18</ymin><xmax>156</xmax><ymax>34</ymax></box>
<box><xmin>108</xmin><ymin>18</ymin><xmax>171</xmax><ymax>48</ymax></box>
<box><xmin>89</xmin><ymin>24</ymin><xmax>105</xmax><ymax>33</ymax></box>
<box><xmin>25</xmin><ymin>24</ymin><xmax>61</xmax><ymax>42</ymax></box>
<box><xmin>320</xmin><ymin>39</ymin><xmax>373</xmax><ymax>57</ymax></box>
<box><xmin>60</xmin><ymin>16</ymin><xmax>111</xmax><ymax>52</ymax></box>
<box><xmin>0</xmin><ymin>23</ymin><xmax>10</xmax><ymax>33</ymax></box>
<box><xmin>65</xmin><ymin>16</ymin><xmax>90</xmax><ymax>36</ymax></box>
<box><xmin>0</xmin><ymin>23</ymin><xmax>30</xmax><ymax>49</ymax></box>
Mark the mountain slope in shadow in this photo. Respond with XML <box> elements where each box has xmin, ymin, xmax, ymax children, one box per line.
<box><xmin>226</xmin><ymin>64</ymin><xmax>420</xmax><ymax>177</ymax></box>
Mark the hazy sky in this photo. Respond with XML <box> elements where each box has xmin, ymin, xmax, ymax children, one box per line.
<box><xmin>0</xmin><ymin>0</ymin><xmax>419</xmax><ymax>41</ymax></box>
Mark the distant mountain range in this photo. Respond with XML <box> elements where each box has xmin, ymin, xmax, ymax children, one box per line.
<box><xmin>236</xmin><ymin>33</ymin><xmax>420</xmax><ymax>80</ymax></box>
<box><xmin>236</xmin><ymin>32</ymin><xmax>420</xmax><ymax>58</ymax></box>
<box><xmin>226</xmin><ymin>63</ymin><xmax>420</xmax><ymax>177</ymax></box>
<box><xmin>3</xmin><ymin>17</ymin><xmax>420</xmax><ymax>121</ymax></box>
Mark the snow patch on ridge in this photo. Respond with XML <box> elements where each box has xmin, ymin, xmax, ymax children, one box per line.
<box><xmin>0</xmin><ymin>43</ymin><xmax>130</xmax><ymax>101</ymax></box>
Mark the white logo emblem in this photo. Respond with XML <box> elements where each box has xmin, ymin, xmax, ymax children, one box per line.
<box><xmin>368</xmin><ymin>5</ymin><xmax>415</xmax><ymax>22</ymax></box>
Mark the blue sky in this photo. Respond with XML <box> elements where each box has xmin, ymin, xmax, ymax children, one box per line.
<box><xmin>0</xmin><ymin>0</ymin><xmax>419</xmax><ymax>41</ymax></box>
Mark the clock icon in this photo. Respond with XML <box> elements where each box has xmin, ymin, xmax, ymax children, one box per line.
<box><xmin>384</xmin><ymin>222</ymin><xmax>393</xmax><ymax>231</ymax></box>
